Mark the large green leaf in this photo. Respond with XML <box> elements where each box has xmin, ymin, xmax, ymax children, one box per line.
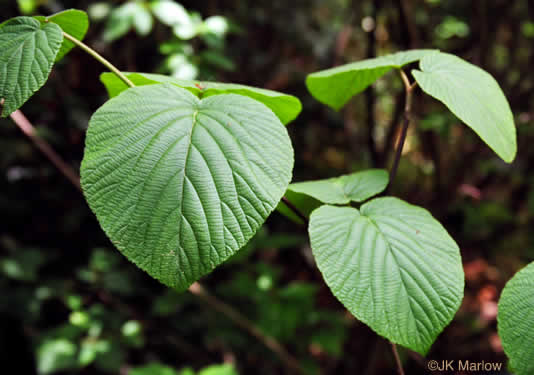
<box><xmin>306</xmin><ymin>49</ymin><xmax>436</xmax><ymax>110</ymax></box>
<box><xmin>276</xmin><ymin>169</ymin><xmax>388</xmax><ymax>224</ymax></box>
<box><xmin>99</xmin><ymin>72</ymin><xmax>302</xmax><ymax>125</ymax></box>
<box><xmin>413</xmin><ymin>52</ymin><xmax>516</xmax><ymax>163</ymax></box>
<box><xmin>497</xmin><ymin>262</ymin><xmax>534</xmax><ymax>375</ymax></box>
<box><xmin>0</xmin><ymin>16</ymin><xmax>62</xmax><ymax>117</ymax></box>
<box><xmin>308</xmin><ymin>198</ymin><xmax>464</xmax><ymax>354</ymax></box>
<box><xmin>34</xmin><ymin>9</ymin><xmax>89</xmax><ymax>62</ymax></box>
<box><xmin>81</xmin><ymin>84</ymin><xmax>293</xmax><ymax>290</ymax></box>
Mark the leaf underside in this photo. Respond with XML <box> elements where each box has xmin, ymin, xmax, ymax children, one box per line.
<box><xmin>413</xmin><ymin>52</ymin><xmax>516</xmax><ymax>163</ymax></box>
<box><xmin>308</xmin><ymin>198</ymin><xmax>464</xmax><ymax>354</ymax></box>
<box><xmin>306</xmin><ymin>49</ymin><xmax>436</xmax><ymax>110</ymax></box>
<box><xmin>0</xmin><ymin>17</ymin><xmax>62</xmax><ymax>117</ymax></box>
<box><xmin>99</xmin><ymin>72</ymin><xmax>302</xmax><ymax>125</ymax></box>
<box><xmin>81</xmin><ymin>84</ymin><xmax>294</xmax><ymax>290</ymax></box>
<box><xmin>497</xmin><ymin>262</ymin><xmax>534</xmax><ymax>375</ymax></box>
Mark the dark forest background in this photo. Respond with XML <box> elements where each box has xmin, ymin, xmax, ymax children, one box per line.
<box><xmin>1</xmin><ymin>0</ymin><xmax>533</xmax><ymax>374</ymax></box>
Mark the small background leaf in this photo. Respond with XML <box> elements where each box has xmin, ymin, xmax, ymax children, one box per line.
<box><xmin>81</xmin><ymin>84</ymin><xmax>294</xmax><ymax>290</ymax></box>
<box><xmin>306</xmin><ymin>49</ymin><xmax>436</xmax><ymax>110</ymax></box>
<box><xmin>497</xmin><ymin>262</ymin><xmax>534</xmax><ymax>375</ymax></box>
<box><xmin>276</xmin><ymin>169</ymin><xmax>388</xmax><ymax>223</ymax></box>
<box><xmin>99</xmin><ymin>72</ymin><xmax>302</xmax><ymax>125</ymax></box>
<box><xmin>412</xmin><ymin>52</ymin><xmax>517</xmax><ymax>162</ymax></box>
<box><xmin>34</xmin><ymin>9</ymin><xmax>89</xmax><ymax>62</ymax></box>
<box><xmin>0</xmin><ymin>16</ymin><xmax>62</xmax><ymax>117</ymax></box>
<box><xmin>308</xmin><ymin>198</ymin><xmax>464</xmax><ymax>354</ymax></box>
<box><xmin>288</xmin><ymin>169</ymin><xmax>388</xmax><ymax>205</ymax></box>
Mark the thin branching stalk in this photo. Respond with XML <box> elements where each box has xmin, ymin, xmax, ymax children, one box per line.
<box><xmin>391</xmin><ymin>342</ymin><xmax>406</xmax><ymax>375</ymax></box>
<box><xmin>189</xmin><ymin>282</ymin><xmax>305</xmax><ymax>374</ymax></box>
<box><xmin>388</xmin><ymin>69</ymin><xmax>417</xmax><ymax>187</ymax></box>
<box><xmin>3</xmin><ymin>99</ymin><xmax>81</xmax><ymax>191</ymax></box>
<box><xmin>281</xmin><ymin>196</ymin><xmax>308</xmax><ymax>224</ymax></box>
<box><xmin>61</xmin><ymin>31</ymin><xmax>135</xmax><ymax>88</ymax></box>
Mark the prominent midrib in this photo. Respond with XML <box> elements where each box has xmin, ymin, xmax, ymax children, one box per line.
<box><xmin>363</xmin><ymin>214</ymin><xmax>442</xmax><ymax>349</ymax></box>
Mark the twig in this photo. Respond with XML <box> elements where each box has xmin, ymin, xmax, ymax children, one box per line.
<box><xmin>61</xmin><ymin>31</ymin><xmax>135</xmax><ymax>88</ymax></box>
<box><xmin>189</xmin><ymin>282</ymin><xmax>305</xmax><ymax>374</ymax></box>
<box><xmin>388</xmin><ymin>70</ymin><xmax>416</xmax><ymax>187</ymax></box>
<box><xmin>390</xmin><ymin>342</ymin><xmax>405</xmax><ymax>375</ymax></box>
<box><xmin>4</xmin><ymin>100</ymin><xmax>81</xmax><ymax>191</ymax></box>
<box><xmin>6</xmin><ymin>104</ymin><xmax>302</xmax><ymax>374</ymax></box>
<box><xmin>281</xmin><ymin>196</ymin><xmax>308</xmax><ymax>224</ymax></box>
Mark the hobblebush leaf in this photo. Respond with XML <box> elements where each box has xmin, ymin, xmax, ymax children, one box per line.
<box><xmin>497</xmin><ymin>262</ymin><xmax>534</xmax><ymax>375</ymax></box>
<box><xmin>306</xmin><ymin>49</ymin><xmax>436</xmax><ymax>110</ymax></box>
<box><xmin>0</xmin><ymin>16</ymin><xmax>62</xmax><ymax>117</ymax></box>
<box><xmin>308</xmin><ymin>198</ymin><xmax>464</xmax><ymax>354</ymax></box>
<box><xmin>80</xmin><ymin>84</ymin><xmax>294</xmax><ymax>290</ymax></box>
<box><xmin>99</xmin><ymin>72</ymin><xmax>302</xmax><ymax>125</ymax></box>
<box><xmin>412</xmin><ymin>52</ymin><xmax>517</xmax><ymax>163</ymax></box>
<box><xmin>34</xmin><ymin>9</ymin><xmax>89</xmax><ymax>62</ymax></box>
<box><xmin>276</xmin><ymin>169</ymin><xmax>388</xmax><ymax>223</ymax></box>
<box><xmin>289</xmin><ymin>169</ymin><xmax>388</xmax><ymax>204</ymax></box>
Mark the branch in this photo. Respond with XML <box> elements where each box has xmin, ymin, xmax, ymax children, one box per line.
<box><xmin>6</xmin><ymin>104</ymin><xmax>302</xmax><ymax>374</ymax></box>
<box><xmin>388</xmin><ymin>70</ymin><xmax>416</xmax><ymax>187</ymax></box>
<box><xmin>189</xmin><ymin>282</ymin><xmax>304</xmax><ymax>374</ymax></box>
<box><xmin>390</xmin><ymin>342</ymin><xmax>406</xmax><ymax>375</ymax></box>
<box><xmin>4</xmin><ymin>101</ymin><xmax>81</xmax><ymax>191</ymax></box>
<box><xmin>281</xmin><ymin>196</ymin><xmax>308</xmax><ymax>224</ymax></box>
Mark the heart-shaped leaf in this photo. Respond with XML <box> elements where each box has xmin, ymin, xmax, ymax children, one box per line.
<box><xmin>34</xmin><ymin>9</ymin><xmax>89</xmax><ymax>62</ymax></box>
<box><xmin>306</xmin><ymin>49</ymin><xmax>436</xmax><ymax>110</ymax></box>
<box><xmin>100</xmin><ymin>72</ymin><xmax>302</xmax><ymax>125</ymax></box>
<box><xmin>81</xmin><ymin>84</ymin><xmax>294</xmax><ymax>290</ymax></box>
<box><xmin>497</xmin><ymin>262</ymin><xmax>534</xmax><ymax>375</ymax></box>
<box><xmin>276</xmin><ymin>169</ymin><xmax>388</xmax><ymax>223</ymax></box>
<box><xmin>0</xmin><ymin>16</ymin><xmax>63</xmax><ymax>117</ymax></box>
<box><xmin>308</xmin><ymin>198</ymin><xmax>464</xmax><ymax>354</ymax></box>
<box><xmin>413</xmin><ymin>52</ymin><xmax>516</xmax><ymax>163</ymax></box>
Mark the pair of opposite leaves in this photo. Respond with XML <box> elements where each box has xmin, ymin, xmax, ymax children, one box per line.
<box><xmin>0</xmin><ymin>12</ymin><xmax>518</xmax><ymax>358</ymax></box>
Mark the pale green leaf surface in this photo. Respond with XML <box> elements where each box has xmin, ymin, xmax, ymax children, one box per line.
<box><xmin>306</xmin><ymin>49</ymin><xmax>436</xmax><ymax>110</ymax></box>
<box><xmin>0</xmin><ymin>16</ymin><xmax>62</xmax><ymax>117</ymax></box>
<box><xmin>276</xmin><ymin>169</ymin><xmax>388</xmax><ymax>224</ymax></box>
<box><xmin>497</xmin><ymin>262</ymin><xmax>534</xmax><ymax>375</ymax></box>
<box><xmin>99</xmin><ymin>72</ymin><xmax>302</xmax><ymax>125</ymax></box>
<box><xmin>309</xmin><ymin>198</ymin><xmax>464</xmax><ymax>354</ymax></box>
<box><xmin>81</xmin><ymin>84</ymin><xmax>294</xmax><ymax>290</ymax></box>
<box><xmin>413</xmin><ymin>52</ymin><xmax>516</xmax><ymax>162</ymax></box>
<box><xmin>289</xmin><ymin>169</ymin><xmax>388</xmax><ymax>205</ymax></box>
<box><xmin>34</xmin><ymin>9</ymin><xmax>89</xmax><ymax>61</ymax></box>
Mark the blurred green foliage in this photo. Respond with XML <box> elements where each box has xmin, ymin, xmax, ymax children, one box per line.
<box><xmin>88</xmin><ymin>0</ymin><xmax>234</xmax><ymax>79</ymax></box>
